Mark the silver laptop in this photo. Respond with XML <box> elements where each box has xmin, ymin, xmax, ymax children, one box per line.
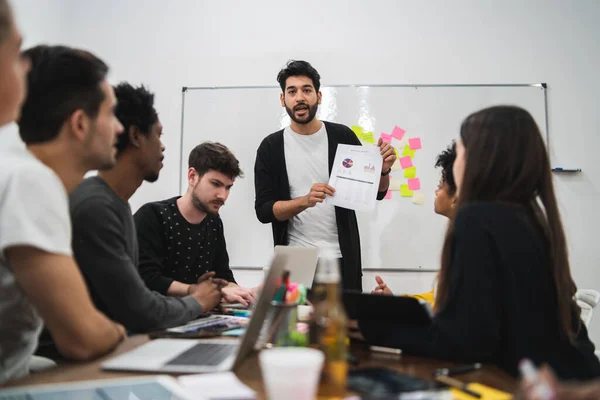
<box><xmin>271</xmin><ymin>245</ymin><xmax>319</xmax><ymax>287</ymax></box>
<box><xmin>102</xmin><ymin>252</ymin><xmax>288</xmax><ymax>374</ymax></box>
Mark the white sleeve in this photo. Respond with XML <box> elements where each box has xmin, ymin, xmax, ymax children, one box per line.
<box><xmin>0</xmin><ymin>165</ymin><xmax>72</xmax><ymax>260</ymax></box>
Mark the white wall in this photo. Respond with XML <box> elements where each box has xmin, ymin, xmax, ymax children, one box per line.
<box><xmin>12</xmin><ymin>0</ymin><xmax>68</xmax><ymax>46</ymax></box>
<box><xmin>0</xmin><ymin>1</ymin><xmax>70</xmax><ymax>142</ymax></box>
<box><xmin>14</xmin><ymin>0</ymin><xmax>600</xmax><ymax>343</ymax></box>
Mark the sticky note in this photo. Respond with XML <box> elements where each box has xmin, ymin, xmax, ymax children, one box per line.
<box><xmin>400</xmin><ymin>184</ymin><xmax>413</xmax><ymax>197</ymax></box>
<box><xmin>394</xmin><ymin>135</ymin><xmax>409</xmax><ymax>149</ymax></box>
<box><xmin>399</xmin><ymin>156</ymin><xmax>413</xmax><ymax>169</ymax></box>
<box><xmin>389</xmin><ymin>177</ymin><xmax>402</xmax><ymax>191</ymax></box>
<box><xmin>451</xmin><ymin>383</ymin><xmax>511</xmax><ymax>400</ymax></box>
<box><xmin>412</xmin><ymin>192</ymin><xmax>425</xmax><ymax>205</ymax></box>
<box><xmin>384</xmin><ymin>190</ymin><xmax>392</xmax><ymax>199</ymax></box>
<box><xmin>402</xmin><ymin>144</ymin><xmax>416</xmax><ymax>158</ymax></box>
<box><xmin>409</xmin><ymin>137</ymin><xmax>422</xmax><ymax>150</ymax></box>
<box><xmin>391</xmin><ymin>126</ymin><xmax>405</xmax><ymax>141</ymax></box>
<box><xmin>380</xmin><ymin>133</ymin><xmax>392</xmax><ymax>144</ymax></box>
<box><xmin>362</xmin><ymin>131</ymin><xmax>375</xmax><ymax>144</ymax></box>
<box><xmin>393</xmin><ymin>146</ymin><xmax>399</xmax><ymax>158</ymax></box>
<box><xmin>403</xmin><ymin>166</ymin><xmax>416</xmax><ymax>178</ymax></box>
<box><xmin>351</xmin><ymin>125</ymin><xmax>364</xmax><ymax>136</ymax></box>
<box><xmin>408</xmin><ymin>178</ymin><xmax>420</xmax><ymax>191</ymax></box>
<box><xmin>391</xmin><ymin>159</ymin><xmax>402</xmax><ymax>171</ymax></box>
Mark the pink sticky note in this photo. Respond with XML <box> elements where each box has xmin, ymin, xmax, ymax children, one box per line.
<box><xmin>409</xmin><ymin>137</ymin><xmax>422</xmax><ymax>150</ymax></box>
<box><xmin>380</xmin><ymin>133</ymin><xmax>392</xmax><ymax>144</ymax></box>
<box><xmin>391</xmin><ymin>126</ymin><xmax>406</xmax><ymax>140</ymax></box>
<box><xmin>384</xmin><ymin>190</ymin><xmax>392</xmax><ymax>199</ymax></box>
<box><xmin>399</xmin><ymin>156</ymin><xmax>413</xmax><ymax>169</ymax></box>
<box><xmin>408</xmin><ymin>178</ymin><xmax>421</xmax><ymax>191</ymax></box>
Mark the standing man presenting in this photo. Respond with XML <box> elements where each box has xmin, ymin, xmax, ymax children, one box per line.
<box><xmin>254</xmin><ymin>60</ymin><xmax>395</xmax><ymax>291</ymax></box>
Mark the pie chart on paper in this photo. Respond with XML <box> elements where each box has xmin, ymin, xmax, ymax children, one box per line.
<box><xmin>342</xmin><ymin>158</ymin><xmax>354</xmax><ymax>168</ymax></box>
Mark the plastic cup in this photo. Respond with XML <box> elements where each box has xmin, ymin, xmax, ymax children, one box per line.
<box><xmin>259</xmin><ymin>347</ymin><xmax>324</xmax><ymax>400</ymax></box>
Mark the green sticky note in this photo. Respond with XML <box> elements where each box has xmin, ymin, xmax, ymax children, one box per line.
<box><xmin>401</xmin><ymin>184</ymin><xmax>413</xmax><ymax>197</ymax></box>
<box><xmin>362</xmin><ymin>131</ymin><xmax>375</xmax><ymax>144</ymax></box>
<box><xmin>402</xmin><ymin>144</ymin><xmax>416</xmax><ymax>158</ymax></box>
<box><xmin>404</xmin><ymin>166</ymin><xmax>417</xmax><ymax>179</ymax></box>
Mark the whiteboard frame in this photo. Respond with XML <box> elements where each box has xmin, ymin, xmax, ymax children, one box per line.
<box><xmin>179</xmin><ymin>83</ymin><xmax>549</xmax><ymax>272</ymax></box>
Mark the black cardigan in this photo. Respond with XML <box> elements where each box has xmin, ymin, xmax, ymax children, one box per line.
<box><xmin>359</xmin><ymin>202</ymin><xmax>600</xmax><ymax>380</ymax></box>
<box><xmin>254</xmin><ymin>121</ymin><xmax>386</xmax><ymax>291</ymax></box>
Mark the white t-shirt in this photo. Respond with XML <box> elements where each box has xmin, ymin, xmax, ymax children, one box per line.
<box><xmin>0</xmin><ymin>126</ymin><xmax>72</xmax><ymax>384</ymax></box>
<box><xmin>284</xmin><ymin>123</ymin><xmax>342</xmax><ymax>258</ymax></box>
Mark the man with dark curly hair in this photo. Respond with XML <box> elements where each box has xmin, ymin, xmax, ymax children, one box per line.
<box><xmin>68</xmin><ymin>83</ymin><xmax>223</xmax><ymax>334</ymax></box>
<box><xmin>371</xmin><ymin>141</ymin><xmax>457</xmax><ymax>304</ymax></box>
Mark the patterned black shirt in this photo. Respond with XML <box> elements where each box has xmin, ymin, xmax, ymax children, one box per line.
<box><xmin>134</xmin><ymin>197</ymin><xmax>235</xmax><ymax>295</ymax></box>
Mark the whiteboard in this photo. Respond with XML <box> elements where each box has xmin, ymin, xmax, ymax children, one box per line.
<box><xmin>180</xmin><ymin>84</ymin><xmax>547</xmax><ymax>270</ymax></box>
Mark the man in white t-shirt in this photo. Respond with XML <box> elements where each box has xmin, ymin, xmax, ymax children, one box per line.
<box><xmin>0</xmin><ymin>43</ymin><xmax>126</xmax><ymax>384</ymax></box>
<box><xmin>254</xmin><ymin>60</ymin><xmax>396</xmax><ymax>291</ymax></box>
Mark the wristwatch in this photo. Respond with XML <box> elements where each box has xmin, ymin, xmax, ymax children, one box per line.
<box><xmin>381</xmin><ymin>168</ymin><xmax>391</xmax><ymax>176</ymax></box>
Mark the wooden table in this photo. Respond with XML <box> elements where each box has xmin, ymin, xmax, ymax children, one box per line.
<box><xmin>3</xmin><ymin>335</ymin><xmax>517</xmax><ymax>398</ymax></box>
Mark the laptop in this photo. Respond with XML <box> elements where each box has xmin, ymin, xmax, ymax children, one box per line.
<box><xmin>102</xmin><ymin>252</ymin><xmax>288</xmax><ymax>374</ymax></box>
<box><xmin>271</xmin><ymin>245</ymin><xmax>319</xmax><ymax>287</ymax></box>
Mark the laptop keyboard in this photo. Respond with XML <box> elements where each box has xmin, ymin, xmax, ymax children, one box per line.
<box><xmin>166</xmin><ymin>343</ymin><xmax>238</xmax><ymax>366</ymax></box>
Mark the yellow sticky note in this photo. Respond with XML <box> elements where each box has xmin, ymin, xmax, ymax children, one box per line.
<box><xmin>403</xmin><ymin>166</ymin><xmax>417</xmax><ymax>179</ymax></box>
<box><xmin>402</xmin><ymin>144</ymin><xmax>416</xmax><ymax>158</ymax></box>
<box><xmin>351</xmin><ymin>125</ymin><xmax>364</xmax><ymax>136</ymax></box>
<box><xmin>389</xmin><ymin>177</ymin><xmax>402</xmax><ymax>191</ymax></box>
<box><xmin>400</xmin><ymin>184</ymin><xmax>413</xmax><ymax>197</ymax></box>
<box><xmin>412</xmin><ymin>192</ymin><xmax>425</xmax><ymax>205</ymax></box>
<box><xmin>451</xmin><ymin>383</ymin><xmax>511</xmax><ymax>400</ymax></box>
<box><xmin>393</xmin><ymin>146</ymin><xmax>400</xmax><ymax>159</ymax></box>
<box><xmin>391</xmin><ymin>159</ymin><xmax>402</xmax><ymax>171</ymax></box>
<box><xmin>362</xmin><ymin>131</ymin><xmax>375</xmax><ymax>144</ymax></box>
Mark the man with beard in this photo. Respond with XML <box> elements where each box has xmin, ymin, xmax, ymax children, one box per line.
<box><xmin>135</xmin><ymin>142</ymin><xmax>255</xmax><ymax>306</ymax></box>
<box><xmin>69</xmin><ymin>83</ymin><xmax>223</xmax><ymax>333</ymax></box>
<box><xmin>254</xmin><ymin>60</ymin><xmax>396</xmax><ymax>291</ymax></box>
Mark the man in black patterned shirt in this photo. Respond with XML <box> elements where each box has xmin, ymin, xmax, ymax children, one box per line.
<box><xmin>135</xmin><ymin>142</ymin><xmax>255</xmax><ymax>306</ymax></box>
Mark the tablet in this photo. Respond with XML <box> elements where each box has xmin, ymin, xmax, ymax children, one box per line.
<box><xmin>0</xmin><ymin>375</ymin><xmax>197</xmax><ymax>400</ymax></box>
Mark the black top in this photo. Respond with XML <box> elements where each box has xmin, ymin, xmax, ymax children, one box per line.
<box><xmin>134</xmin><ymin>197</ymin><xmax>236</xmax><ymax>295</ymax></box>
<box><xmin>254</xmin><ymin>121</ymin><xmax>386</xmax><ymax>291</ymax></box>
<box><xmin>359</xmin><ymin>202</ymin><xmax>600</xmax><ymax>380</ymax></box>
<box><xmin>70</xmin><ymin>178</ymin><xmax>203</xmax><ymax>333</ymax></box>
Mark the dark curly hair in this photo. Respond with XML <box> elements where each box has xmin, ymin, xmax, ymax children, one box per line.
<box><xmin>113</xmin><ymin>82</ymin><xmax>158</xmax><ymax>156</ymax></box>
<box><xmin>435</xmin><ymin>141</ymin><xmax>457</xmax><ymax>195</ymax></box>
<box><xmin>277</xmin><ymin>60</ymin><xmax>321</xmax><ymax>92</ymax></box>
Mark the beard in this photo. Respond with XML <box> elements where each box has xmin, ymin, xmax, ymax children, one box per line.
<box><xmin>144</xmin><ymin>156</ymin><xmax>164</xmax><ymax>183</ymax></box>
<box><xmin>285</xmin><ymin>101</ymin><xmax>318</xmax><ymax>125</ymax></box>
<box><xmin>145</xmin><ymin>171</ymin><xmax>159</xmax><ymax>183</ymax></box>
<box><xmin>191</xmin><ymin>191</ymin><xmax>223</xmax><ymax>216</ymax></box>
